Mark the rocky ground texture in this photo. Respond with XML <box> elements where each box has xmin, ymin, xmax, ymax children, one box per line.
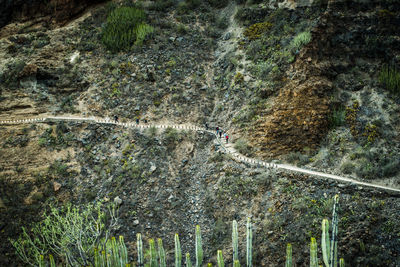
<box><xmin>0</xmin><ymin>0</ymin><xmax>400</xmax><ymax>266</ymax></box>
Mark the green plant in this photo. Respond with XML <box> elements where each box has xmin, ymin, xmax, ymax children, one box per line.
<box><xmin>244</xmin><ymin>22</ymin><xmax>273</xmax><ymax>40</ymax></box>
<box><xmin>246</xmin><ymin>218</ymin><xmax>252</xmax><ymax>267</ymax></box>
<box><xmin>135</xmin><ymin>23</ymin><xmax>155</xmax><ymax>46</ymax></box>
<box><xmin>10</xmin><ymin>202</ymin><xmax>117</xmax><ymax>266</ymax></box>
<box><xmin>379</xmin><ymin>64</ymin><xmax>400</xmax><ymax>94</ymax></box>
<box><xmin>137</xmin><ymin>233</ymin><xmax>144</xmax><ymax>266</ymax></box>
<box><xmin>234</xmin><ymin>72</ymin><xmax>244</xmax><ymax>85</ymax></box>
<box><xmin>186</xmin><ymin>253</ymin><xmax>192</xmax><ymax>267</ymax></box>
<box><xmin>148</xmin><ymin>239</ymin><xmax>158</xmax><ymax>267</ymax></box>
<box><xmin>232</xmin><ymin>220</ymin><xmax>239</xmax><ymax>263</ymax></box>
<box><xmin>291</xmin><ymin>31</ymin><xmax>311</xmax><ymax>52</ymax></box>
<box><xmin>285</xmin><ymin>243</ymin><xmax>292</xmax><ymax>267</ymax></box>
<box><xmin>102</xmin><ymin>6</ymin><xmax>152</xmax><ymax>52</ymax></box>
<box><xmin>329</xmin><ymin>106</ymin><xmax>346</xmax><ymax>128</ymax></box>
<box><xmin>175</xmin><ymin>233</ymin><xmax>182</xmax><ymax>267</ymax></box>
<box><xmin>217</xmin><ymin>250</ymin><xmax>224</xmax><ymax>267</ymax></box>
<box><xmin>310</xmin><ymin>238</ymin><xmax>318</xmax><ymax>267</ymax></box>
<box><xmin>158</xmin><ymin>238</ymin><xmax>166</xmax><ymax>267</ymax></box>
<box><xmin>195</xmin><ymin>225</ymin><xmax>203</xmax><ymax>267</ymax></box>
<box><xmin>234</xmin><ymin>138</ymin><xmax>252</xmax><ymax>155</ymax></box>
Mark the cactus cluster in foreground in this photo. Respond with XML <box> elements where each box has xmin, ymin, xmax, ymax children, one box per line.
<box><xmin>24</xmin><ymin>196</ymin><xmax>346</xmax><ymax>266</ymax></box>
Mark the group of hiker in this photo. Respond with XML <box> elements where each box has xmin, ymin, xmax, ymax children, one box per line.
<box><xmin>112</xmin><ymin>117</ymin><xmax>229</xmax><ymax>143</ymax></box>
<box><xmin>114</xmin><ymin>115</ymin><xmax>148</xmax><ymax>124</ymax></box>
<box><xmin>205</xmin><ymin>123</ymin><xmax>229</xmax><ymax>143</ymax></box>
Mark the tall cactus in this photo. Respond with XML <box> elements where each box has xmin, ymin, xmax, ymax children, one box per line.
<box><xmin>149</xmin><ymin>239</ymin><xmax>157</xmax><ymax>267</ymax></box>
<box><xmin>246</xmin><ymin>218</ymin><xmax>252</xmax><ymax>267</ymax></box>
<box><xmin>330</xmin><ymin>195</ymin><xmax>339</xmax><ymax>267</ymax></box>
<box><xmin>137</xmin><ymin>233</ymin><xmax>144</xmax><ymax>267</ymax></box>
<box><xmin>175</xmin><ymin>233</ymin><xmax>182</xmax><ymax>267</ymax></box>
<box><xmin>285</xmin><ymin>243</ymin><xmax>292</xmax><ymax>267</ymax></box>
<box><xmin>339</xmin><ymin>258</ymin><xmax>345</xmax><ymax>267</ymax></box>
<box><xmin>186</xmin><ymin>253</ymin><xmax>193</xmax><ymax>267</ymax></box>
<box><xmin>49</xmin><ymin>255</ymin><xmax>55</xmax><ymax>267</ymax></box>
<box><xmin>217</xmin><ymin>250</ymin><xmax>224</xmax><ymax>267</ymax></box>
<box><xmin>195</xmin><ymin>225</ymin><xmax>203</xmax><ymax>267</ymax></box>
<box><xmin>158</xmin><ymin>238</ymin><xmax>166</xmax><ymax>267</ymax></box>
<box><xmin>232</xmin><ymin>220</ymin><xmax>239</xmax><ymax>263</ymax></box>
<box><xmin>119</xmin><ymin>236</ymin><xmax>128</xmax><ymax>266</ymax></box>
<box><xmin>310</xmin><ymin>237</ymin><xmax>318</xmax><ymax>267</ymax></box>
<box><xmin>234</xmin><ymin>260</ymin><xmax>241</xmax><ymax>267</ymax></box>
<box><xmin>111</xmin><ymin>236</ymin><xmax>120</xmax><ymax>266</ymax></box>
<box><xmin>322</xmin><ymin>219</ymin><xmax>330</xmax><ymax>267</ymax></box>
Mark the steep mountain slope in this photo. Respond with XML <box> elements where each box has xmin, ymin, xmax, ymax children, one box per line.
<box><xmin>0</xmin><ymin>0</ymin><xmax>400</xmax><ymax>266</ymax></box>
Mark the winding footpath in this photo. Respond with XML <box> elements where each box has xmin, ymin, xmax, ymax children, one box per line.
<box><xmin>1</xmin><ymin>115</ymin><xmax>399</xmax><ymax>194</ymax></box>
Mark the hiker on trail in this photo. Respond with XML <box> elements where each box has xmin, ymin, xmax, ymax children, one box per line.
<box><xmin>205</xmin><ymin>122</ymin><xmax>209</xmax><ymax>130</ymax></box>
<box><xmin>219</xmin><ymin>130</ymin><xmax>222</xmax><ymax>138</ymax></box>
<box><xmin>136</xmin><ymin>118</ymin><xmax>140</xmax><ymax>125</ymax></box>
<box><xmin>114</xmin><ymin>115</ymin><xmax>119</xmax><ymax>123</ymax></box>
<box><xmin>216</xmin><ymin>126</ymin><xmax>219</xmax><ymax>135</ymax></box>
<box><xmin>226</xmin><ymin>134</ymin><xmax>229</xmax><ymax>144</ymax></box>
<box><xmin>144</xmin><ymin>119</ymin><xmax>148</xmax><ymax>124</ymax></box>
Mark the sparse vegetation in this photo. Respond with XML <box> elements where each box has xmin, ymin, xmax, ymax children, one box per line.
<box><xmin>102</xmin><ymin>7</ymin><xmax>153</xmax><ymax>52</ymax></box>
<box><xmin>379</xmin><ymin>64</ymin><xmax>400</xmax><ymax>95</ymax></box>
<box><xmin>291</xmin><ymin>31</ymin><xmax>311</xmax><ymax>52</ymax></box>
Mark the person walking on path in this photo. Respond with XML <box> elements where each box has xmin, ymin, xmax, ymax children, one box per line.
<box><xmin>144</xmin><ymin>119</ymin><xmax>148</xmax><ymax>124</ymax></box>
<box><xmin>219</xmin><ymin>130</ymin><xmax>222</xmax><ymax>138</ymax></box>
<box><xmin>216</xmin><ymin>126</ymin><xmax>219</xmax><ymax>135</ymax></box>
<box><xmin>114</xmin><ymin>115</ymin><xmax>119</xmax><ymax>123</ymax></box>
<box><xmin>136</xmin><ymin>118</ymin><xmax>140</xmax><ymax>125</ymax></box>
<box><xmin>225</xmin><ymin>134</ymin><xmax>229</xmax><ymax>144</ymax></box>
<box><xmin>205</xmin><ymin>122</ymin><xmax>209</xmax><ymax>130</ymax></box>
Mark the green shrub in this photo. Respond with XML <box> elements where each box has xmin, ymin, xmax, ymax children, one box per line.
<box><xmin>286</xmin><ymin>152</ymin><xmax>309</xmax><ymax>166</ymax></box>
<box><xmin>340</xmin><ymin>161</ymin><xmax>355</xmax><ymax>174</ymax></box>
<box><xmin>102</xmin><ymin>7</ymin><xmax>153</xmax><ymax>52</ymax></box>
<box><xmin>234</xmin><ymin>138</ymin><xmax>252</xmax><ymax>155</ymax></box>
<box><xmin>291</xmin><ymin>31</ymin><xmax>311</xmax><ymax>52</ymax></box>
<box><xmin>379</xmin><ymin>64</ymin><xmax>400</xmax><ymax>95</ymax></box>
<box><xmin>329</xmin><ymin>106</ymin><xmax>346</xmax><ymax>128</ymax></box>
<box><xmin>10</xmin><ymin>202</ymin><xmax>118</xmax><ymax>266</ymax></box>
<box><xmin>134</xmin><ymin>23</ymin><xmax>154</xmax><ymax>46</ymax></box>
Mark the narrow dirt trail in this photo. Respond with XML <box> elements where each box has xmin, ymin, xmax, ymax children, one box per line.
<box><xmin>1</xmin><ymin>115</ymin><xmax>399</xmax><ymax>194</ymax></box>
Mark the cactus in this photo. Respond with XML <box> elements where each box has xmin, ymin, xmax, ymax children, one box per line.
<box><xmin>232</xmin><ymin>220</ymin><xmax>239</xmax><ymax>263</ymax></box>
<box><xmin>310</xmin><ymin>238</ymin><xmax>318</xmax><ymax>267</ymax></box>
<box><xmin>246</xmin><ymin>218</ymin><xmax>252</xmax><ymax>267</ymax></box>
<box><xmin>285</xmin><ymin>243</ymin><xmax>292</xmax><ymax>267</ymax></box>
<box><xmin>94</xmin><ymin>248</ymin><xmax>100</xmax><ymax>267</ymax></box>
<box><xmin>38</xmin><ymin>255</ymin><xmax>45</xmax><ymax>267</ymax></box>
<box><xmin>186</xmin><ymin>253</ymin><xmax>193</xmax><ymax>267</ymax></box>
<box><xmin>339</xmin><ymin>258</ymin><xmax>345</xmax><ymax>267</ymax></box>
<box><xmin>158</xmin><ymin>238</ymin><xmax>166</xmax><ymax>267</ymax></box>
<box><xmin>101</xmin><ymin>250</ymin><xmax>106</xmax><ymax>267</ymax></box>
<box><xmin>137</xmin><ymin>233</ymin><xmax>144</xmax><ymax>267</ymax></box>
<box><xmin>149</xmin><ymin>239</ymin><xmax>157</xmax><ymax>267</ymax></box>
<box><xmin>234</xmin><ymin>260</ymin><xmax>241</xmax><ymax>267</ymax></box>
<box><xmin>111</xmin><ymin>236</ymin><xmax>120</xmax><ymax>266</ymax></box>
<box><xmin>49</xmin><ymin>255</ymin><xmax>55</xmax><ymax>267</ymax></box>
<box><xmin>119</xmin><ymin>236</ymin><xmax>128</xmax><ymax>266</ymax></box>
<box><xmin>330</xmin><ymin>195</ymin><xmax>339</xmax><ymax>267</ymax></box>
<box><xmin>195</xmin><ymin>225</ymin><xmax>203</xmax><ymax>267</ymax></box>
<box><xmin>322</xmin><ymin>219</ymin><xmax>330</xmax><ymax>267</ymax></box>
<box><xmin>217</xmin><ymin>250</ymin><xmax>224</xmax><ymax>267</ymax></box>
<box><xmin>175</xmin><ymin>233</ymin><xmax>182</xmax><ymax>267</ymax></box>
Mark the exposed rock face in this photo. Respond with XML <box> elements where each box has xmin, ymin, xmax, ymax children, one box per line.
<box><xmin>251</xmin><ymin>0</ymin><xmax>399</xmax><ymax>157</ymax></box>
<box><xmin>0</xmin><ymin>0</ymin><xmax>105</xmax><ymax>28</ymax></box>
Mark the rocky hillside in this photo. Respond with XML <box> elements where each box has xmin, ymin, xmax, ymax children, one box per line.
<box><xmin>0</xmin><ymin>0</ymin><xmax>399</xmax><ymax>266</ymax></box>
